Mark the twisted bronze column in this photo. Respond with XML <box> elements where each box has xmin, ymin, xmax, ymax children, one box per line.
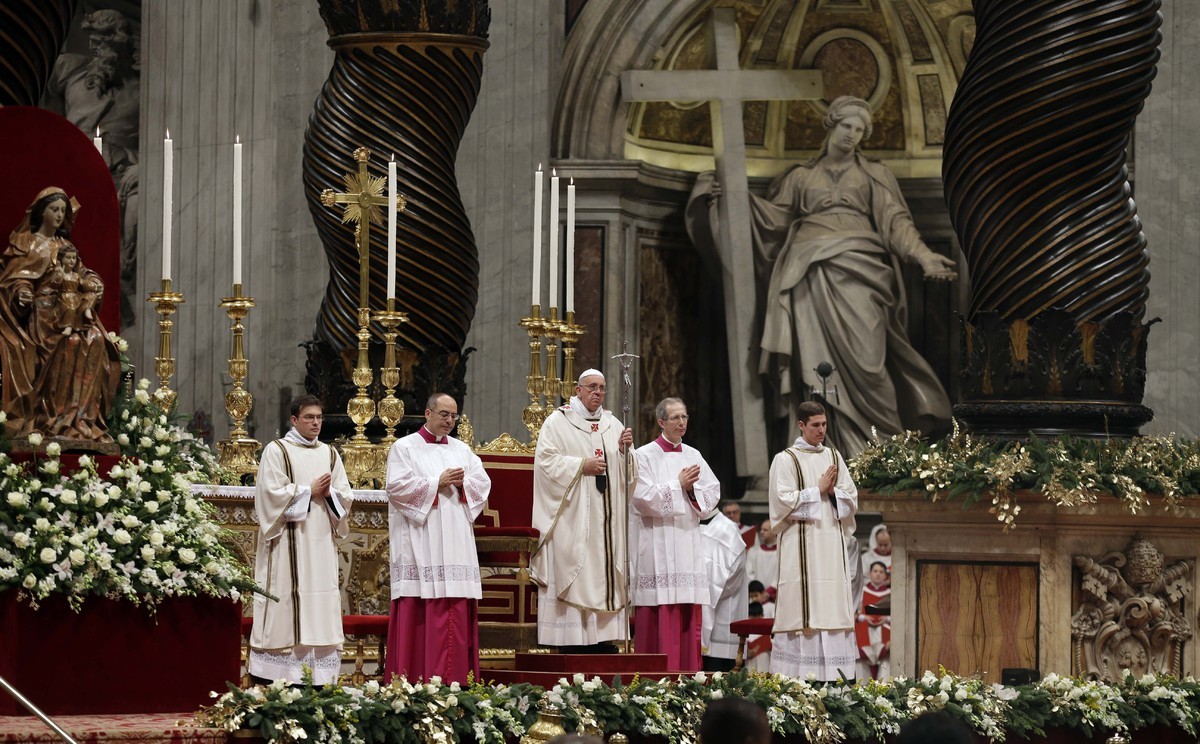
<box><xmin>0</xmin><ymin>0</ymin><xmax>76</xmax><ymax>105</ymax></box>
<box><xmin>302</xmin><ymin>1</ymin><xmax>490</xmax><ymax>425</ymax></box>
<box><xmin>943</xmin><ymin>0</ymin><xmax>1161</xmax><ymax>437</ymax></box>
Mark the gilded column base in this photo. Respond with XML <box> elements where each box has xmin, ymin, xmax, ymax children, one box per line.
<box><xmin>217</xmin><ymin>438</ymin><xmax>262</xmax><ymax>477</ymax></box>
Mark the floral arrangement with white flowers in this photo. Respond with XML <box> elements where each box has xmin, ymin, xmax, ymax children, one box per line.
<box><xmin>194</xmin><ymin>669</ymin><xmax>1200</xmax><ymax>744</ymax></box>
<box><xmin>0</xmin><ymin>378</ymin><xmax>257</xmax><ymax>610</ymax></box>
<box><xmin>850</xmin><ymin>422</ymin><xmax>1200</xmax><ymax>529</ymax></box>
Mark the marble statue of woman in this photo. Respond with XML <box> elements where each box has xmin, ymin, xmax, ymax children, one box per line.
<box><xmin>691</xmin><ymin>97</ymin><xmax>956</xmax><ymax>455</ymax></box>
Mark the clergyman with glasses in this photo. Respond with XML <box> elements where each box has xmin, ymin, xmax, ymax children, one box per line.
<box><xmin>531</xmin><ymin>369</ymin><xmax>635</xmax><ymax>652</ymax></box>
<box><xmin>383</xmin><ymin>392</ymin><xmax>492</xmax><ymax>682</ymax></box>
<box><xmin>629</xmin><ymin>397</ymin><xmax>720</xmax><ymax>671</ymax></box>
<box><xmin>250</xmin><ymin>394</ymin><xmax>354</xmax><ymax>685</ymax></box>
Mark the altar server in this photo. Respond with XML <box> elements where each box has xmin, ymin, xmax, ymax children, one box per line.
<box><xmin>531</xmin><ymin>369</ymin><xmax>635</xmax><ymax>650</ymax></box>
<box><xmin>630</xmin><ymin>397</ymin><xmax>721</xmax><ymax>671</ymax></box>
<box><xmin>699</xmin><ymin>509</ymin><xmax>748</xmax><ymax>672</ymax></box>
<box><xmin>250</xmin><ymin>395</ymin><xmax>353</xmax><ymax>685</ymax></box>
<box><xmin>384</xmin><ymin>393</ymin><xmax>491</xmax><ymax>683</ymax></box>
<box><xmin>769</xmin><ymin>400</ymin><xmax>858</xmax><ymax>681</ymax></box>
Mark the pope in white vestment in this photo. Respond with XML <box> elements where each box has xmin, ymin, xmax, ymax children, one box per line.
<box><xmin>384</xmin><ymin>394</ymin><xmax>491</xmax><ymax>683</ymax></box>
<box><xmin>250</xmin><ymin>399</ymin><xmax>353</xmax><ymax>685</ymax></box>
<box><xmin>699</xmin><ymin>510</ymin><xmax>747</xmax><ymax>671</ymax></box>
<box><xmin>630</xmin><ymin>398</ymin><xmax>721</xmax><ymax>671</ymax></box>
<box><xmin>768</xmin><ymin>403</ymin><xmax>858</xmax><ymax>681</ymax></box>
<box><xmin>532</xmin><ymin>370</ymin><xmax>635</xmax><ymax>648</ymax></box>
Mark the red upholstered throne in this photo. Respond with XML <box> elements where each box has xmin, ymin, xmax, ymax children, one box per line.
<box><xmin>474</xmin><ymin>440</ymin><xmax>540</xmax><ymax>655</ymax></box>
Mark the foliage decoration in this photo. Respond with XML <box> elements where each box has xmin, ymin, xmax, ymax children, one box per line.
<box><xmin>195</xmin><ymin>669</ymin><xmax>1200</xmax><ymax>743</ymax></box>
<box><xmin>0</xmin><ymin>378</ymin><xmax>256</xmax><ymax>610</ymax></box>
<box><xmin>849</xmin><ymin>422</ymin><xmax>1200</xmax><ymax>528</ymax></box>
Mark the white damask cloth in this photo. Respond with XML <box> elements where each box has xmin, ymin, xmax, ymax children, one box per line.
<box><xmin>385</xmin><ymin>430</ymin><xmax>491</xmax><ymax>599</ymax></box>
<box><xmin>630</xmin><ymin>437</ymin><xmax>721</xmax><ymax>607</ymax></box>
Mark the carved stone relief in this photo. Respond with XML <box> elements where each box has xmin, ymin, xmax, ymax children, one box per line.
<box><xmin>1072</xmin><ymin>536</ymin><xmax>1193</xmax><ymax>681</ymax></box>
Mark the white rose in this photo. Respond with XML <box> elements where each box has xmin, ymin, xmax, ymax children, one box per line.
<box><xmin>22</xmin><ymin>574</ymin><xmax>36</xmax><ymax>589</ymax></box>
<box><xmin>109</xmin><ymin>465</ymin><xmax>125</xmax><ymax>479</ymax></box>
<box><xmin>13</xmin><ymin>532</ymin><xmax>31</xmax><ymax>548</ymax></box>
<box><xmin>135</xmin><ymin>390</ymin><xmax>151</xmax><ymax>405</ymax></box>
<box><xmin>46</xmin><ymin>442</ymin><xmax>62</xmax><ymax>456</ymax></box>
<box><xmin>157</xmin><ymin>490</ymin><xmax>172</xmax><ymax>502</ymax></box>
<box><xmin>710</xmin><ymin>689</ymin><xmax>724</xmax><ymax>700</ymax></box>
<box><xmin>141</xmin><ymin>546</ymin><xmax>156</xmax><ymax>561</ymax></box>
<box><xmin>0</xmin><ymin>411</ymin><xmax>6</xmax><ymax>424</ymax></box>
<box><xmin>117</xmin><ymin>338</ymin><xmax>129</xmax><ymax>352</ymax></box>
<box><xmin>27</xmin><ymin>432</ymin><xmax>43</xmax><ymax>446</ymax></box>
<box><xmin>112</xmin><ymin>529</ymin><xmax>132</xmax><ymax>545</ymax></box>
<box><xmin>68</xmin><ymin>533</ymin><xmax>85</xmax><ymax>547</ymax></box>
<box><xmin>139</xmin><ymin>436</ymin><xmax>153</xmax><ymax>449</ymax></box>
<box><xmin>77</xmin><ymin>454</ymin><xmax>91</xmax><ymax>468</ymax></box>
<box><xmin>117</xmin><ymin>433</ymin><xmax>130</xmax><ymax>446</ymax></box>
<box><xmin>150</xmin><ymin>460</ymin><xmax>166</xmax><ymax>474</ymax></box>
<box><xmin>39</xmin><ymin>547</ymin><xmax>57</xmax><ymax>563</ymax></box>
<box><xmin>178</xmin><ymin>548</ymin><xmax>196</xmax><ymax>564</ymax></box>
<box><xmin>122</xmin><ymin>515</ymin><xmax>139</xmax><ymax>528</ymax></box>
<box><xmin>445</xmin><ymin>694</ymin><xmax>458</xmax><ymax>707</ymax></box>
<box><xmin>149</xmin><ymin>531</ymin><xmax>164</xmax><ymax>547</ymax></box>
<box><xmin>42</xmin><ymin>461</ymin><xmax>59</xmax><ymax>475</ymax></box>
<box><xmin>6</xmin><ymin>491</ymin><xmax>28</xmax><ymax>508</ymax></box>
<box><xmin>34</xmin><ymin>517</ymin><xmax>51</xmax><ymax>532</ymax></box>
<box><xmin>144</xmin><ymin>500</ymin><xmax>159</xmax><ymax>513</ymax></box>
<box><xmin>60</xmin><ymin>490</ymin><xmax>77</xmax><ymax>505</ymax></box>
<box><xmin>93</xmin><ymin>492</ymin><xmax>109</xmax><ymax>508</ymax></box>
<box><xmin>69</xmin><ymin>549</ymin><xmax>85</xmax><ymax>566</ymax></box>
<box><xmin>138</xmin><ymin>378</ymin><xmax>151</xmax><ymax>391</ymax></box>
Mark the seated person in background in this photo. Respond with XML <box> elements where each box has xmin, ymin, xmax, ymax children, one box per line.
<box><xmin>748</xmin><ymin>580</ymin><xmax>775</xmax><ymax>617</ymax></box>
<box><xmin>746</xmin><ymin>601</ymin><xmax>772</xmax><ymax>673</ymax></box>
<box><xmin>855</xmin><ymin>560</ymin><xmax>891</xmax><ymax>680</ymax></box>
<box><xmin>699</xmin><ymin>697</ymin><xmax>771</xmax><ymax>744</ymax></box>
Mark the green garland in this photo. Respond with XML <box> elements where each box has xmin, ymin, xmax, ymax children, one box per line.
<box><xmin>195</xmin><ymin>669</ymin><xmax>1200</xmax><ymax>744</ymax></box>
<box><xmin>849</xmin><ymin>424</ymin><xmax>1200</xmax><ymax>528</ymax></box>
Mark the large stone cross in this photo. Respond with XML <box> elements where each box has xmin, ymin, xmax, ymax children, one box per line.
<box><xmin>620</xmin><ymin>6</ymin><xmax>822</xmax><ymax>477</ymax></box>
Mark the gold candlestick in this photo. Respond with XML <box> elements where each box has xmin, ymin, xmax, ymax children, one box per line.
<box><xmin>217</xmin><ymin>284</ymin><xmax>260</xmax><ymax>475</ymax></box>
<box><xmin>341</xmin><ymin>307</ymin><xmax>379</xmax><ymax>487</ymax></box>
<box><xmin>542</xmin><ymin>307</ymin><xmax>562</xmax><ymax>409</ymax></box>
<box><xmin>558</xmin><ymin>310</ymin><xmax>586</xmax><ymax>401</ymax></box>
<box><xmin>373</xmin><ymin>300</ymin><xmax>409</xmax><ymax>444</ymax></box>
<box><xmin>519</xmin><ymin>304</ymin><xmax>546</xmax><ymax>441</ymax></box>
<box><xmin>147</xmin><ymin>278</ymin><xmax>185</xmax><ymax>410</ymax></box>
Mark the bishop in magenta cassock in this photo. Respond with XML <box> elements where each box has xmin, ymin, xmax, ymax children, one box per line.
<box><xmin>250</xmin><ymin>396</ymin><xmax>353</xmax><ymax>685</ymax></box>
<box><xmin>384</xmin><ymin>393</ymin><xmax>491</xmax><ymax>683</ymax></box>
<box><xmin>768</xmin><ymin>400</ymin><xmax>859</xmax><ymax>682</ymax></box>
<box><xmin>532</xmin><ymin>369</ymin><xmax>634</xmax><ymax>650</ymax></box>
<box><xmin>630</xmin><ymin>397</ymin><xmax>721</xmax><ymax>671</ymax></box>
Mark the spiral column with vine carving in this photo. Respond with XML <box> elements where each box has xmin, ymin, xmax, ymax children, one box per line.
<box><xmin>302</xmin><ymin>1</ymin><xmax>490</xmax><ymax>423</ymax></box>
<box><xmin>0</xmin><ymin>0</ymin><xmax>76</xmax><ymax>105</ymax></box>
<box><xmin>943</xmin><ymin>0</ymin><xmax>1162</xmax><ymax>437</ymax></box>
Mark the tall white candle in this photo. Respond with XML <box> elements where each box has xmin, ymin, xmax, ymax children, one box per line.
<box><xmin>532</xmin><ymin>165</ymin><xmax>543</xmax><ymax>308</ymax></box>
<box><xmin>93</xmin><ymin>127</ymin><xmax>103</xmax><ymax>156</ymax></box>
<box><xmin>233</xmin><ymin>136</ymin><xmax>243</xmax><ymax>286</ymax></box>
<box><xmin>548</xmin><ymin>170</ymin><xmax>559</xmax><ymax>311</ymax></box>
<box><xmin>162</xmin><ymin>130</ymin><xmax>173</xmax><ymax>281</ymax></box>
<box><xmin>387</xmin><ymin>155</ymin><xmax>397</xmax><ymax>300</ymax></box>
<box><xmin>566</xmin><ymin>178</ymin><xmax>576</xmax><ymax>313</ymax></box>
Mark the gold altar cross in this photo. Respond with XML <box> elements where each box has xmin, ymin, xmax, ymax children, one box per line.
<box><xmin>320</xmin><ymin>147</ymin><xmax>408</xmax><ymax>309</ymax></box>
